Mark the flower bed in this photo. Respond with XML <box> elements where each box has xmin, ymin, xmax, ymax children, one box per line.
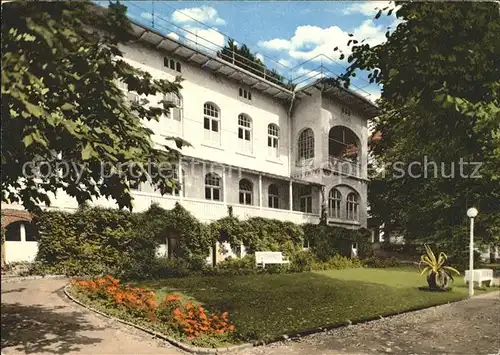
<box><xmin>69</xmin><ymin>276</ymin><xmax>238</xmax><ymax>347</ymax></box>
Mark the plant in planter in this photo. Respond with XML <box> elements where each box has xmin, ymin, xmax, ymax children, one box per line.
<box><xmin>419</xmin><ymin>244</ymin><xmax>460</xmax><ymax>291</ymax></box>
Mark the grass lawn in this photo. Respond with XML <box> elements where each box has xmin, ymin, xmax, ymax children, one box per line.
<box><xmin>136</xmin><ymin>267</ymin><xmax>499</xmax><ymax>342</ymax></box>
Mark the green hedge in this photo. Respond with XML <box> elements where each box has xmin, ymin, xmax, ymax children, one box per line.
<box><xmin>33</xmin><ymin>203</ymin><xmax>372</xmax><ymax>278</ymax></box>
<box><xmin>34</xmin><ymin>206</ymin><xmax>154</xmax><ymax>277</ymax></box>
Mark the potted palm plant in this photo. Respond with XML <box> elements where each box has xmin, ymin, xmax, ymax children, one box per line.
<box><xmin>419</xmin><ymin>244</ymin><xmax>460</xmax><ymax>291</ymax></box>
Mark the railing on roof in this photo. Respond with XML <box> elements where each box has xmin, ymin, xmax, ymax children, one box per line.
<box><xmin>96</xmin><ymin>1</ymin><xmax>376</xmax><ymax>100</ymax></box>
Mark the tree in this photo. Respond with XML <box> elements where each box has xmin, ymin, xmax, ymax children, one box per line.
<box><xmin>1</xmin><ymin>1</ymin><xmax>189</xmax><ymax>213</ymax></box>
<box><xmin>333</xmin><ymin>2</ymin><xmax>500</xmax><ymax>257</ymax></box>
<box><xmin>217</xmin><ymin>38</ymin><xmax>294</xmax><ymax>89</ymax></box>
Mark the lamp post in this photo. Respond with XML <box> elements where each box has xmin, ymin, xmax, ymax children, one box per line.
<box><xmin>466</xmin><ymin>207</ymin><xmax>478</xmax><ymax>297</ymax></box>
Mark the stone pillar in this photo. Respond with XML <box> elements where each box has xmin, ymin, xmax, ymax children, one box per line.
<box><xmin>289</xmin><ymin>180</ymin><xmax>293</xmax><ymax>211</ymax></box>
<box><xmin>258</xmin><ymin>174</ymin><xmax>263</xmax><ymax>209</ymax></box>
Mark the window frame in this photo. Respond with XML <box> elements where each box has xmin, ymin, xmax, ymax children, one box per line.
<box><xmin>238</xmin><ymin>179</ymin><xmax>253</xmax><ymax>205</ymax></box>
<box><xmin>164</xmin><ymin>92</ymin><xmax>183</xmax><ymax>121</ymax></box>
<box><xmin>268</xmin><ymin>184</ymin><xmax>280</xmax><ymax>209</ymax></box>
<box><xmin>298</xmin><ymin>128</ymin><xmax>315</xmax><ymax>162</ymax></box>
<box><xmin>328</xmin><ymin>188</ymin><xmax>342</xmax><ymax>218</ymax></box>
<box><xmin>267</xmin><ymin>124</ymin><xmax>280</xmax><ymax>157</ymax></box>
<box><xmin>203</xmin><ymin>102</ymin><xmax>221</xmax><ymax>145</ymax></box>
<box><xmin>205</xmin><ymin>172</ymin><xmax>222</xmax><ymax>201</ymax></box>
<box><xmin>346</xmin><ymin>192</ymin><xmax>359</xmax><ymax>221</ymax></box>
<box><xmin>299</xmin><ymin>186</ymin><xmax>313</xmax><ymax>213</ymax></box>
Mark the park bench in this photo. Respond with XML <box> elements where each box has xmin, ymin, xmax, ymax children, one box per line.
<box><xmin>464</xmin><ymin>269</ymin><xmax>494</xmax><ymax>287</ymax></box>
<box><xmin>255</xmin><ymin>251</ymin><xmax>289</xmax><ymax>269</ymax></box>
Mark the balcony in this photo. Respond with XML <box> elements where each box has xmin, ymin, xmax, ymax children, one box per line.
<box><xmin>128</xmin><ymin>191</ymin><xmax>320</xmax><ymax>224</ymax></box>
<box><xmin>328</xmin><ymin>156</ymin><xmax>361</xmax><ymax>178</ymax></box>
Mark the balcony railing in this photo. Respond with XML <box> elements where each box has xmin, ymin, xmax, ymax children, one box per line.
<box><xmin>328</xmin><ymin>156</ymin><xmax>361</xmax><ymax>177</ymax></box>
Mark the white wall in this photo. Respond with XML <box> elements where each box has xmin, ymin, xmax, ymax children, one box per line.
<box><xmin>120</xmin><ymin>42</ymin><xmax>291</xmax><ymax>177</ymax></box>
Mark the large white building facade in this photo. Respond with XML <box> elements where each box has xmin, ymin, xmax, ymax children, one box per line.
<box><xmin>2</xmin><ymin>16</ymin><xmax>378</xmax><ymax>264</ymax></box>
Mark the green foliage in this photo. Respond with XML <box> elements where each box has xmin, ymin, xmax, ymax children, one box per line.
<box><xmin>140</xmin><ymin>203</ymin><xmax>211</xmax><ymax>260</ymax></box>
<box><xmin>362</xmin><ymin>256</ymin><xmax>400</xmax><ymax>268</ymax></box>
<box><xmin>335</xmin><ymin>2</ymin><xmax>500</xmax><ymax>248</ymax></box>
<box><xmin>33</xmin><ymin>206</ymin><xmax>156</xmax><ymax>277</ymax></box>
<box><xmin>303</xmin><ymin>224</ymin><xmax>371</xmax><ymax>261</ymax></box>
<box><xmin>2</xmin><ymin>1</ymin><xmax>189</xmax><ymax>212</ymax></box>
<box><xmin>217</xmin><ymin>39</ymin><xmax>294</xmax><ymax>89</ymax></box>
<box><xmin>311</xmin><ymin>254</ymin><xmax>363</xmax><ymax>271</ymax></box>
<box><xmin>208</xmin><ymin>216</ymin><xmax>305</xmax><ymax>257</ymax></box>
<box><xmin>419</xmin><ymin>245</ymin><xmax>461</xmax><ymax>290</ymax></box>
<box><xmin>290</xmin><ymin>249</ymin><xmax>315</xmax><ymax>272</ymax></box>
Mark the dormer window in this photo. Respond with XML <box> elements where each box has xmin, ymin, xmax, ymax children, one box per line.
<box><xmin>341</xmin><ymin>107</ymin><xmax>352</xmax><ymax>116</ymax></box>
<box><xmin>164</xmin><ymin>57</ymin><xmax>181</xmax><ymax>73</ymax></box>
<box><xmin>239</xmin><ymin>87</ymin><xmax>252</xmax><ymax>101</ymax></box>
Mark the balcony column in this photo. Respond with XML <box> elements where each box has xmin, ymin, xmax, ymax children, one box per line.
<box><xmin>178</xmin><ymin>157</ymin><xmax>183</xmax><ymax>201</ymax></box>
<box><xmin>258</xmin><ymin>174</ymin><xmax>263</xmax><ymax>209</ymax></box>
<box><xmin>289</xmin><ymin>180</ymin><xmax>293</xmax><ymax>211</ymax></box>
<box><xmin>222</xmin><ymin>167</ymin><xmax>227</xmax><ymax>205</ymax></box>
<box><xmin>318</xmin><ymin>186</ymin><xmax>323</xmax><ymax>216</ymax></box>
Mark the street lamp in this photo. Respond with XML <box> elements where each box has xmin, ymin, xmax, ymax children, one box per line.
<box><xmin>466</xmin><ymin>207</ymin><xmax>478</xmax><ymax>297</ymax></box>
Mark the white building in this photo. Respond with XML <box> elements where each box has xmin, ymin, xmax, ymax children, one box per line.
<box><xmin>2</xmin><ymin>14</ymin><xmax>378</xmax><ymax>264</ymax></box>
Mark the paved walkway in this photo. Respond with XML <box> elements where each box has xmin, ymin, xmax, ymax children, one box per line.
<box><xmin>1</xmin><ymin>278</ymin><xmax>185</xmax><ymax>355</ymax></box>
<box><xmin>1</xmin><ymin>278</ymin><xmax>499</xmax><ymax>355</ymax></box>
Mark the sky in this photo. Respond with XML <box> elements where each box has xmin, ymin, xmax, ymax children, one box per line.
<box><xmin>97</xmin><ymin>1</ymin><xmax>403</xmax><ymax>102</ymax></box>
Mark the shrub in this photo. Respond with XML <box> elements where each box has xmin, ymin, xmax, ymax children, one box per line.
<box><xmin>303</xmin><ymin>224</ymin><xmax>371</xmax><ymax>261</ymax></box>
<box><xmin>290</xmin><ymin>250</ymin><xmax>315</xmax><ymax>272</ymax></box>
<box><xmin>311</xmin><ymin>254</ymin><xmax>363</xmax><ymax>270</ymax></box>
<box><xmin>362</xmin><ymin>256</ymin><xmax>400</xmax><ymax>268</ymax></box>
<box><xmin>34</xmin><ymin>207</ymin><xmax>156</xmax><ymax>277</ymax></box>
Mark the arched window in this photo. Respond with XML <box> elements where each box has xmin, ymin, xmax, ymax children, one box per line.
<box><xmin>239</xmin><ymin>179</ymin><xmax>253</xmax><ymax>205</ymax></box>
<box><xmin>267</xmin><ymin>124</ymin><xmax>279</xmax><ymax>157</ymax></box>
<box><xmin>328</xmin><ymin>188</ymin><xmax>342</xmax><ymax>218</ymax></box>
<box><xmin>299</xmin><ymin>186</ymin><xmax>312</xmax><ymax>213</ymax></box>
<box><xmin>204</xmin><ymin>103</ymin><xmax>220</xmax><ymax>145</ymax></box>
<box><xmin>346</xmin><ymin>192</ymin><xmax>359</xmax><ymax>220</ymax></box>
<box><xmin>205</xmin><ymin>173</ymin><xmax>222</xmax><ymax>201</ymax></box>
<box><xmin>329</xmin><ymin>126</ymin><xmax>359</xmax><ymax>161</ymax></box>
<box><xmin>298</xmin><ymin>128</ymin><xmax>315</xmax><ymax>162</ymax></box>
<box><xmin>156</xmin><ymin>165</ymin><xmax>186</xmax><ymax>197</ymax></box>
<box><xmin>176</xmin><ymin>62</ymin><xmax>181</xmax><ymax>72</ymax></box>
<box><xmin>5</xmin><ymin>222</ymin><xmax>22</xmax><ymax>241</ymax></box>
<box><xmin>5</xmin><ymin>221</ymin><xmax>38</xmax><ymax>242</ymax></box>
<box><xmin>268</xmin><ymin>184</ymin><xmax>279</xmax><ymax>209</ymax></box>
<box><xmin>238</xmin><ymin>114</ymin><xmax>252</xmax><ymax>152</ymax></box>
<box><xmin>164</xmin><ymin>92</ymin><xmax>183</xmax><ymax>121</ymax></box>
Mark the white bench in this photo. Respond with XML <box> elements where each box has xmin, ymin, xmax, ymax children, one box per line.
<box><xmin>464</xmin><ymin>269</ymin><xmax>494</xmax><ymax>287</ymax></box>
<box><xmin>255</xmin><ymin>251</ymin><xmax>290</xmax><ymax>268</ymax></box>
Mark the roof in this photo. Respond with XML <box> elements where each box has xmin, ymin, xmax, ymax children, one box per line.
<box><xmin>91</xmin><ymin>4</ymin><xmax>379</xmax><ymax>119</ymax></box>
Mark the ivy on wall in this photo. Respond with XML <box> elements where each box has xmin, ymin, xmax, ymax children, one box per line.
<box><xmin>32</xmin><ymin>203</ymin><xmax>372</xmax><ymax>276</ymax></box>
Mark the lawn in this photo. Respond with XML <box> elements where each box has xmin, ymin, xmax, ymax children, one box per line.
<box><xmin>136</xmin><ymin>267</ymin><xmax>496</xmax><ymax>341</ymax></box>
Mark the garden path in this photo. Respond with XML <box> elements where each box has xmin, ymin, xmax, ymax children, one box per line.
<box><xmin>1</xmin><ymin>278</ymin><xmax>185</xmax><ymax>355</ymax></box>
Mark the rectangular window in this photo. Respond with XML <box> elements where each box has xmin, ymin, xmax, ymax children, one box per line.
<box><xmin>238</xmin><ymin>128</ymin><xmax>243</xmax><ymax>139</ymax></box>
<box><xmin>300</xmin><ymin>196</ymin><xmax>312</xmax><ymax>213</ymax></box>
<box><xmin>211</xmin><ymin>120</ymin><xmax>218</xmax><ymax>132</ymax></box>
<box><xmin>205</xmin><ymin>187</ymin><xmax>211</xmax><ymax>199</ymax></box>
<box><xmin>204</xmin><ymin>117</ymin><xmax>210</xmax><ymax>130</ymax></box>
<box><xmin>213</xmin><ymin>188</ymin><xmax>220</xmax><ymax>201</ymax></box>
<box><xmin>244</xmin><ymin>130</ymin><xmax>250</xmax><ymax>141</ymax></box>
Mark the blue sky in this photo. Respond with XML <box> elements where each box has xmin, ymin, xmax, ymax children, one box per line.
<box><xmin>98</xmin><ymin>1</ymin><xmax>402</xmax><ymax>102</ymax></box>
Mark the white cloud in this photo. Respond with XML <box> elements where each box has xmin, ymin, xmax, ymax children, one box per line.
<box><xmin>172</xmin><ymin>6</ymin><xmax>226</xmax><ymax>26</ymax></box>
<box><xmin>278</xmin><ymin>58</ymin><xmax>292</xmax><ymax>68</ymax></box>
<box><xmin>255</xmin><ymin>53</ymin><xmax>264</xmax><ymax>63</ymax></box>
<box><xmin>342</xmin><ymin>1</ymin><xmax>393</xmax><ymax>16</ymax></box>
<box><xmin>258</xmin><ymin>20</ymin><xmax>388</xmax><ymax>63</ymax></box>
<box><xmin>184</xmin><ymin>26</ymin><xmax>225</xmax><ymax>51</ymax></box>
<box><xmin>258</xmin><ymin>38</ymin><xmax>291</xmax><ymax>51</ymax></box>
<box><xmin>141</xmin><ymin>12</ymin><xmax>153</xmax><ymax>20</ymax></box>
<box><xmin>166</xmin><ymin>32</ymin><xmax>180</xmax><ymax>41</ymax></box>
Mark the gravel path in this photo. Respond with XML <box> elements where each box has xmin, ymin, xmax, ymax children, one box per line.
<box><xmin>1</xmin><ymin>278</ymin><xmax>185</xmax><ymax>355</ymax></box>
<box><xmin>1</xmin><ymin>278</ymin><xmax>499</xmax><ymax>355</ymax></box>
